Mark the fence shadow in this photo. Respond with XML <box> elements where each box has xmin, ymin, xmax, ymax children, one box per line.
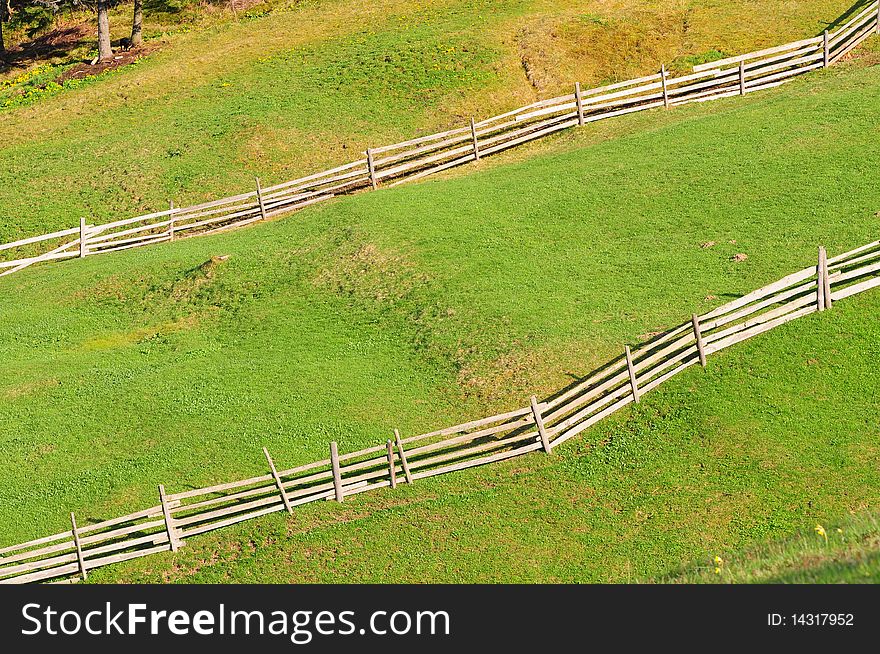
<box><xmin>824</xmin><ymin>0</ymin><xmax>875</xmax><ymax>31</ymax></box>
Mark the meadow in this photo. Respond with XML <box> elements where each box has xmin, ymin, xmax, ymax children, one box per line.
<box><xmin>87</xmin><ymin>285</ymin><xmax>880</xmax><ymax>583</ymax></box>
<box><xmin>1</xmin><ymin>0</ymin><xmax>880</xmax><ymax>582</ymax></box>
<box><xmin>1</xmin><ymin>43</ymin><xmax>880</xmax><ymax>580</ymax></box>
<box><xmin>0</xmin><ymin>0</ymin><xmax>862</xmax><ymax>241</ymax></box>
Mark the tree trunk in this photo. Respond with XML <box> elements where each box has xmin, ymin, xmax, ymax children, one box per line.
<box><xmin>130</xmin><ymin>0</ymin><xmax>143</xmax><ymax>47</ymax></box>
<box><xmin>97</xmin><ymin>0</ymin><xmax>113</xmax><ymax>62</ymax></box>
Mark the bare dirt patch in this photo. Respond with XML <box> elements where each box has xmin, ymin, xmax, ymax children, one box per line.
<box><xmin>56</xmin><ymin>44</ymin><xmax>159</xmax><ymax>83</ymax></box>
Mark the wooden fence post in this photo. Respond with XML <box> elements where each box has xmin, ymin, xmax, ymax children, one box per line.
<box><xmin>394</xmin><ymin>429</ymin><xmax>413</xmax><ymax>484</ymax></box>
<box><xmin>79</xmin><ymin>217</ymin><xmax>87</xmax><ymax>258</ymax></box>
<box><xmin>530</xmin><ymin>395</ymin><xmax>552</xmax><ymax>454</ymax></box>
<box><xmin>739</xmin><ymin>61</ymin><xmax>746</xmax><ymax>95</ymax></box>
<box><xmin>691</xmin><ymin>314</ymin><xmax>707</xmax><ymax>368</ymax></box>
<box><xmin>625</xmin><ymin>345</ymin><xmax>640</xmax><ymax>403</ymax></box>
<box><xmin>263</xmin><ymin>447</ymin><xmax>293</xmax><ymax>514</ymax></box>
<box><xmin>817</xmin><ymin>246</ymin><xmax>827</xmax><ymax>311</ymax></box>
<box><xmin>367</xmin><ymin>149</ymin><xmax>378</xmax><ymax>190</ymax></box>
<box><xmin>823</xmin><ymin>30</ymin><xmax>830</xmax><ymax>67</ymax></box>
<box><xmin>823</xmin><ymin>248</ymin><xmax>833</xmax><ymax>309</ymax></box>
<box><xmin>255</xmin><ymin>177</ymin><xmax>267</xmax><ymax>221</ymax></box>
<box><xmin>820</xmin><ymin>246</ymin><xmax>832</xmax><ymax>309</ymax></box>
<box><xmin>386</xmin><ymin>440</ymin><xmax>397</xmax><ymax>489</ymax></box>
<box><xmin>470</xmin><ymin>117</ymin><xmax>480</xmax><ymax>162</ymax></box>
<box><xmin>169</xmin><ymin>201</ymin><xmax>176</xmax><ymax>242</ymax></box>
<box><xmin>158</xmin><ymin>484</ymin><xmax>182</xmax><ymax>552</ymax></box>
<box><xmin>330</xmin><ymin>441</ymin><xmax>344</xmax><ymax>502</ymax></box>
<box><xmin>660</xmin><ymin>65</ymin><xmax>670</xmax><ymax>109</ymax></box>
<box><xmin>575</xmin><ymin>82</ymin><xmax>585</xmax><ymax>126</ymax></box>
<box><xmin>70</xmin><ymin>512</ymin><xmax>87</xmax><ymax>582</ymax></box>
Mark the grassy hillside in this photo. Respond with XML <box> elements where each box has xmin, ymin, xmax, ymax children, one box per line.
<box><xmin>1</xmin><ymin>51</ymin><xmax>880</xmax><ymax>583</ymax></box>
<box><xmin>662</xmin><ymin>511</ymin><xmax>880</xmax><ymax>583</ymax></box>
<box><xmin>0</xmin><ymin>0</ymin><xmax>862</xmax><ymax>243</ymax></box>
<box><xmin>89</xmin><ymin>287</ymin><xmax>880</xmax><ymax>583</ymax></box>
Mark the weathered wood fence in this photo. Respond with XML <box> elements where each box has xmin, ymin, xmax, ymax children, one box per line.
<box><xmin>1</xmin><ymin>3</ymin><xmax>877</xmax><ymax>276</ymax></box>
<box><xmin>2</xmin><ymin>237</ymin><xmax>879</xmax><ymax>583</ymax></box>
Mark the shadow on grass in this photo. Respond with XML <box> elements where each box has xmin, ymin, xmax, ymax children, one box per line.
<box><xmin>0</xmin><ymin>23</ymin><xmax>92</xmax><ymax>72</ymax></box>
<box><xmin>823</xmin><ymin>0</ymin><xmax>876</xmax><ymax>32</ymax></box>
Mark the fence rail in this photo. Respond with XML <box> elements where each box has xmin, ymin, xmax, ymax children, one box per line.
<box><xmin>1</xmin><ymin>4</ymin><xmax>878</xmax><ymax>277</ymax></box>
<box><xmin>2</xmin><ymin>236</ymin><xmax>880</xmax><ymax>583</ymax></box>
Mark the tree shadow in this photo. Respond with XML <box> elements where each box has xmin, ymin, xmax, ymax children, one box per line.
<box><xmin>0</xmin><ymin>22</ymin><xmax>92</xmax><ymax>71</ymax></box>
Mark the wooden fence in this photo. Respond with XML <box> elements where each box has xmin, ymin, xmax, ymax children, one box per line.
<box><xmin>1</xmin><ymin>3</ymin><xmax>878</xmax><ymax>277</ymax></box>
<box><xmin>2</xmin><ymin>237</ymin><xmax>880</xmax><ymax>583</ymax></box>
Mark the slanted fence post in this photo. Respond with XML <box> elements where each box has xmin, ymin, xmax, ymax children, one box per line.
<box><xmin>158</xmin><ymin>484</ymin><xmax>182</xmax><ymax>552</ymax></box>
<box><xmin>70</xmin><ymin>512</ymin><xmax>87</xmax><ymax>582</ymax></box>
<box><xmin>692</xmin><ymin>314</ymin><xmax>707</xmax><ymax>368</ymax></box>
<box><xmin>470</xmin><ymin>117</ymin><xmax>480</xmax><ymax>162</ymax></box>
<box><xmin>625</xmin><ymin>345</ymin><xmax>641</xmax><ymax>403</ymax></box>
<box><xmin>386</xmin><ymin>440</ymin><xmax>397</xmax><ymax>489</ymax></box>
<box><xmin>817</xmin><ymin>246</ymin><xmax>827</xmax><ymax>311</ymax></box>
<box><xmin>79</xmin><ymin>217</ymin><xmax>87</xmax><ymax>258</ymax></box>
<box><xmin>823</xmin><ymin>30</ymin><xmax>830</xmax><ymax>68</ymax></box>
<box><xmin>739</xmin><ymin>61</ymin><xmax>746</xmax><ymax>95</ymax></box>
<box><xmin>169</xmin><ymin>201</ymin><xmax>176</xmax><ymax>242</ymax></box>
<box><xmin>660</xmin><ymin>65</ymin><xmax>670</xmax><ymax>109</ymax></box>
<box><xmin>575</xmin><ymin>82</ymin><xmax>585</xmax><ymax>126</ymax></box>
<box><xmin>263</xmin><ymin>447</ymin><xmax>293</xmax><ymax>514</ymax></box>
<box><xmin>330</xmin><ymin>441</ymin><xmax>344</xmax><ymax>502</ymax></box>
<box><xmin>255</xmin><ymin>177</ymin><xmax>267</xmax><ymax>221</ymax></box>
<box><xmin>530</xmin><ymin>395</ymin><xmax>552</xmax><ymax>453</ymax></box>
<box><xmin>394</xmin><ymin>429</ymin><xmax>413</xmax><ymax>484</ymax></box>
<box><xmin>367</xmin><ymin>149</ymin><xmax>378</xmax><ymax>190</ymax></box>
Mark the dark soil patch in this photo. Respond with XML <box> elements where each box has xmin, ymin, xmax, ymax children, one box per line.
<box><xmin>2</xmin><ymin>21</ymin><xmax>159</xmax><ymax>79</ymax></box>
<box><xmin>56</xmin><ymin>44</ymin><xmax>158</xmax><ymax>83</ymax></box>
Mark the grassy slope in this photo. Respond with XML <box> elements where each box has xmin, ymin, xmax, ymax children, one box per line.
<box><xmin>1</xmin><ymin>52</ymin><xmax>879</xmax><ymax>582</ymax></box>
<box><xmin>92</xmin><ymin>288</ymin><xmax>880</xmax><ymax>583</ymax></box>
<box><xmin>662</xmin><ymin>511</ymin><xmax>880</xmax><ymax>583</ymax></box>
<box><xmin>0</xmin><ymin>0</ymin><xmax>858</xmax><ymax>241</ymax></box>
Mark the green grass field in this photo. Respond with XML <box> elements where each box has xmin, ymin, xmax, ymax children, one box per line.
<box><xmin>1</xmin><ymin>1</ymin><xmax>879</xmax><ymax>583</ymax></box>
<box><xmin>2</xmin><ymin>43</ymin><xmax>880</xmax><ymax>581</ymax></box>
<box><xmin>85</xmin><ymin>286</ymin><xmax>880</xmax><ymax>583</ymax></box>
<box><xmin>0</xmin><ymin>0</ymin><xmax>861</xmax><ymax>241</ymax></box>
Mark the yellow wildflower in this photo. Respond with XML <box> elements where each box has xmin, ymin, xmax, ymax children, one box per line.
<box><xmin>815</xmin><ymin>524</ymin><xmax>828</xmax><ymax>543</ymax></box>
